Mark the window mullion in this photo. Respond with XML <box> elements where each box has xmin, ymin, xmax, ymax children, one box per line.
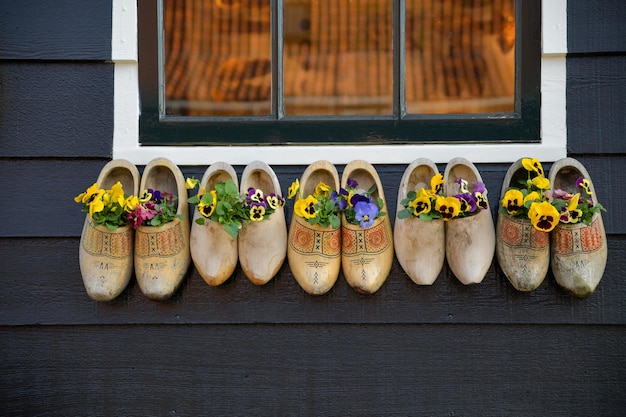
<box><xmin>393</xmin><ymin>0</ymin><xmax>406</xmax><ymax>119</ymax></box>
<box><xmin>273</xmin><ymin>0</ymin><xmax>284</xmax><ymax>119</ymax></box>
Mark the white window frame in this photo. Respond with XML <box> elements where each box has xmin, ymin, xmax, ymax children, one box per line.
<box><xmin>112</xmin><ymin>0</ymin><xmax>567</xmax><ymax>165</ymax></box>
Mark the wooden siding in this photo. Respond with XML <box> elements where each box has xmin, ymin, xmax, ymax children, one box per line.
<box><xmin>1</xmin><ymin>0</ymin><xmax>625</xmax><ymax>415</ymax></box>
<box><xmin>0</xmin><ymin>63</ymin><xmax>114</xmax><ymax>158</ymax></box>
<box><xmin>0</xmin><ymin>0</ymin><xmax>112</xmax><ymax>61</ymax></box>
<box><xmin>3</xmin><ymin>325</ymin><xmax>626</xmax><ymax>416</ymax></box>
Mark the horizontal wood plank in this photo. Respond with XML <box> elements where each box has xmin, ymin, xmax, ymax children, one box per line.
<box><xmin>567</xmin><ymin>0</ymin><xmax>626</xmax><ymax>54</ymax></box>
<box><xmin>567</xmin><ymin>55</ymin><xmax>626</xmax><ymax>155</ymax></box>
<box><xmin>0</xmin><ymin>0</ymin><xmax>112</xmax><ymax>60</ymax></box>
<box><xmin>1</xmin><ymin>324</ymin><xmax>625</xmax><ymax>416</ymax></box>
<box><xmin>1</xmin><ymin>236</ymin><xmax>624</xmax><ymax>326</ymax></box>
<box><xmin>0</xmin><ymin>63</ymin><xmax>113</xmax><ymax>158</ymax></box>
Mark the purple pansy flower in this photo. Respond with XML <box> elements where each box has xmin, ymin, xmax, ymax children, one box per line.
<box><xmin>455</xmin><ymin>193</ymin><xmax>477</xmax><ymax>213</ymax></box>
<box><xmin>350</xmin><ymin>193</ymin><xmax>370</xmax><ymax>207</ymax></box>
<box><xmin>354</xmin><ymin>201</ymin><xmax>379</xmax><ymax>228</ymax></box>
<box><xmin>148</xmin><ymin>188</ymin><xmax>162</xmax><ymax>203</ymax></box>
<box><xmin>331</xmin><ymin>191</ymin><xmax>348</xmax><ymax>210</ymax></box>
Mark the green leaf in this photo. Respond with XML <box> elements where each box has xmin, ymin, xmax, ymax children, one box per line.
<box><xmin>195</xmin><ymin>218</ymin><xmax>206</xmax><ymax>225</ymax></box>
<box><xmin>225</xmin><ymin>179</ymin><xmax>238</xmax><ymax>196</ymax></box>
<box><xmin>223</xmin><ymin>222</ymin><xmax>240</xmax><ymax>238</ymax></box>
<box><xmin>397</xmin><ymin>209</ymin><xmax>412</xmax><ymax>219</ymax></box>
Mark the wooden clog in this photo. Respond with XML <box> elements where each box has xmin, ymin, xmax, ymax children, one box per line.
<box><xmin>79</xmin><ymin>159</ymin><xmax>140</xmax><ymax>301</ymax></box>
<box><xmin>238</xmin><ymin>161</ymin><xmax>287</xmax><ymax>285</ymax></box>
<box><xmin>443</xmin><ymin>157</ymin><xmax>495</xmax><ymax>285</ymax></box>
<box><xmin>135</xmin><ymin>158</ymin><xmax>190</xmax><ymax>300</ymax></box>
<box><xmin>549</xmin><ymin>157</ymin><xmax>607</xmax><ymax>298</ymax></box>
<box><xmin>190</xmin><ymin>162</ymin><xmax>239</xmax><ymax>286</ymax></box>
<box><xmin>341</xmin><ymin>160</ymin><xmax>394</xmax><ymax>294</ymax></box>
<box><xmin>394</xmin><ymin>158</ymin><xmax>445</xmax><ymax>285</ymax></box>
<box><xmin>288</xmin><ymin>160</ymin><xmax>341</xmax><ymax>295</ymax></box>
<box><xmin>496</xmin><ymin>159</ymin><xmax>550</xmax><ymax>291</ymax></box>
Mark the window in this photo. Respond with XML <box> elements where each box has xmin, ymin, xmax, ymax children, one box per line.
<box><xmin>138</xmin><ymin>0</ymin><xmax>540</xmax><ymax>146</ymax></box>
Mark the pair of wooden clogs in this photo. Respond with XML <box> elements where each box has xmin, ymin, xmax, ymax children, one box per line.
<box><xmin>496</xmin><ymin>158</ymin><xmax>607</xmax><ymax>297</ymax></box>
<box><xmin>288</xmin><ymin>160</ymin><xmax>394</xmax><ymax>296</ymax></box>
<box><xmin>79</xmin><ymin>158</ymin><xmax>190</xmax><ymax>302</ymax></box>
<box><xmin>394</xmin><ymin>158</ymin><xmax>496</xmax><ymax>286</ymax></box>
<box><xmin>190</xmin><ymin>161</ymin><xmax>287</xmax><ymax>287</ymax></box>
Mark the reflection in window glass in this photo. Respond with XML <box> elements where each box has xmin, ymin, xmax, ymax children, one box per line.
<box><xmin>405</xmin><ymin>0</ymin><xmax>515</xmax><ymax>114</ymax></box>
<box><xmin>163</xmin><ymin>0</ymin><xmax>515</xmax><ymax>117</ymax></box>
<box><xmin>284</xmin><ymin>0</ymin><xmax>393</xmax><ymax>116</ymax></box>
<box><xmin>163</xmin><ymin>0</ymin><xmax>272</xmax><ymax>116</ymax></box>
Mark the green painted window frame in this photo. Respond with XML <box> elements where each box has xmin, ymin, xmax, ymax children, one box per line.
<box><xmin>138</xmin><ymin>0</ymin><xmax>540</xmax><ymax>146</ymax></box>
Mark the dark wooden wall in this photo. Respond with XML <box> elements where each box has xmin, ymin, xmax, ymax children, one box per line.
<box><xmin>1</xmin><ymin>1</ymin><xmax>625</xmax><ymax>415</ymax></box>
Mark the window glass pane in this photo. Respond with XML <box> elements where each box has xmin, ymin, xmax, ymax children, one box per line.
<box><xmin>405</xmin><ymin>0</ymin><xmax>515</xmax><ymax>114</ymax></box>
<box><xmin>283</xmin><ymin>0</ymin><xmax>393</xmax><ymax>116</ymax></box>
<box><xmin>163</xmin><ymin>0</ymin><xmax>272</xmax><ymax>116</ymax></box>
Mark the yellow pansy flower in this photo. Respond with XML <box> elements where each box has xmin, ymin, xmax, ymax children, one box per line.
<box><xmin>524</xmin><ymin>191</ymin><xmax>541</xmax><ymax>204</ymax></box>
<box><xmin>528</xmin><ymin>201</ymin><xmax>559</xmax><ymax>232</ymax></box>
<box><xmin>185</xmin><ymin>177</ymin><xmax>199</xmax><ymax>189</ymax></box>
<box><xmin>88</xmin><ymin>191</ymin><xmax>106</xmax><ymax>218</ymax></box>
<box><xmin>409</xmin><ymin>188</ymin><xmax>432</xmax><ymax>217</ymax></box>
<box><xmin>314</xmin><ymin>182</ymin><xmax>331</xmax><ymax>198</ymax></box>
<box><xmin>430</xmin><ymin>173</ymin><xmax>444</xmax><ymax>195</ymax></box>
<box><xmin>435</xmin><ymin>196</ymin><xmax>461</xmax><ymax>220</ymax></box>
<box><xmin>502</xmin><ymin>189</ymin><xmax>524</xmax><ymax>214</ymax></box>
<box><xmin>531</xmin><ymin>175</ymin><xmax>550</xmax><ymax>190</ymax></box>
<box><xmin>74</xmin><ymin>183</ymin><xmax>101</xmax><ymax>204</ymax></box>
<box><xmin>249</xmin><ymin>205</ymin><xmax>266</xmax><ymax>221</ymax></box>
<box><xmin>522</xmin><ymin>158</ymin><xmax>544</xmax><ymax>177</ymax></box>
<box><xmin>124</xmin><ymin>195</ymin><xmax>139</xmax><ymax>212</ymax></box>
<box><xmin>288</xmin><ymin>179</ymin><xmax>300</xmax><ymax>199</ymax></box>
<box><xmin>110</xmin><ymin>182</ymin><xmax>126</xmax><ymax>206</ymax></box>
<box><xmin>294</xmin><ymin>195</ymin><xmax>318</xmax><ymax>219</ymax></box>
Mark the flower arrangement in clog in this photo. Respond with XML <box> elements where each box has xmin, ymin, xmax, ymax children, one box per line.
<box><xmin>187</xmin><ymin>177</ymin><xmax>285</xmax><ymax>238</ymax></box>
<box><xmin>548</xmin><ymin>177</ymin><xmax>605</xmax><ymax>226</ymax></box>
<box><xmin>443</xmin><ymin>157</ymin><xmax>495</xmax><ymax>285</ymax></box>
<box><xmin>243</xmin><ymin>184</ymin><xmax>286</xmax><ymax>222</ymax></box>
<box><xmin>127</xmin><ymin>188</ymin><xmax>183</xmax><ymax>229</ymax></box>
<box><xmin>288</xmin><ymin>178</ymin><xmax>343</xmax><ymax>229</ymax></box>
<box><xmin>397</xmin><ymin>172</ymin><xmax>444</xmax><ymax>221</ymax></box>
<box><xmin>339</xmin><ymin>160</ymin><xmax>393</xmax><ymax>294</ymax></box>
<box><xmin>394</xmin><ymin>158</ymin><xmax>446</xmax><ymax>286</ymax></box>
<box><xmin>134</xmin><ymin>157</ymin><xmax>190</xmax><ymax>301</ymax></box>
<box><xmin>397</xmin><ymin>172</ymin><xmax>488</xmax><ymax>222</ymax></box>
<box><xmin>340</xmin><ymin>178</ymin><xmax>387</xmax><ymax>228</ymax></box>
<box><xmin>499</xmin><ymin>157</ymin><xmax>560</xmax><ymax>233</ymax></box>
<box><xmin>287</xmin><ymin>161</ymin><xmax>342</xmax><ymax>296</ymax></box>
<box><xmin>74</xmin><ymin>181</ymin><xmax>138</xmax><ymax>230</ymax></box>
<box><xmin>548</xmin><ymin>157</ymin><xmax>607</xmax><ymax>298</ymax></box>
<box><xmin>238</xmin><ymin>161</ymin><xmax>287</xmax><ymax>285</ymax></box>
<box><xmin>74</xmin><ymin>159</ymin><xmax>140</xmax><ymax>302</ymax></box>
